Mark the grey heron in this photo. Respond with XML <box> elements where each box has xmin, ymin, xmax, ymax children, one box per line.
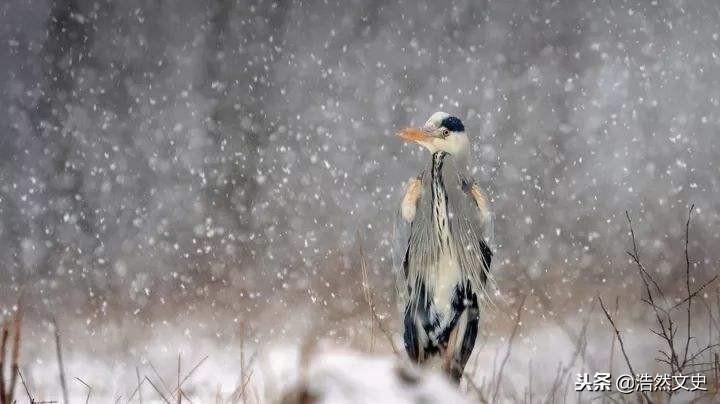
<box><xmin>394</xmin><ymin>111</ymin><xmax>493</xmax><ymax>383</ymax></box>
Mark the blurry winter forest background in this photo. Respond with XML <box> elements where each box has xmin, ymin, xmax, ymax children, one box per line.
<box><xmin>2</xmin><ymin>0</ymin><xmax>720</xmax><ymax>401</ymax></box>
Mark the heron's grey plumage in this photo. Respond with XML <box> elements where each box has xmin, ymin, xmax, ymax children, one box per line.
<box><xmin>393</xmin><ymin>140</ymin><xmax>493</xmax><ymax>382</ymax></box>
<box><xmin>394</xmin><ymin>153</ymin><xmax>493</xmax><ymax>313</ymax></box>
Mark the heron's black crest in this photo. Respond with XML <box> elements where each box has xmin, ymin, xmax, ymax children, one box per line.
<box><xmin>441</xmin><ymin>116</ymin><xmax>465</xmax><ymax>132</ymax></box>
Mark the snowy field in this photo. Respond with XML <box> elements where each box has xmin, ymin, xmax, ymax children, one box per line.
<box><xmin>9</xmin><ymin>295</ymin><xmax>716</xmax><ymax>403</ymax></box>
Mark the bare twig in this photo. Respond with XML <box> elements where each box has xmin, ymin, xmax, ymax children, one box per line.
<box><xmin>149</xmin><ymin>361</ymin><xmax>173</xmax><ymax>399</ymax></box>
<box><xmin>171</xmin><ymin>356</ymin><xmax>208</xmax><ymax>398</ymax></box>
<box><xmin>491</xmin><ymin>295</ymin><xmax>526</xmax><ymax>403</ymax></box>
<box><xmin>144</xmin><ymin>376</ymin><xmax>171</xmax><ymax>404</ymax></box>
<box><xmin>126</xmin><ymin>370</ymin><xmax>145</xmax><ymax>403</ymax></box>
<box><xmin>0</xmin><ymin>322</ymin><xmax>8</xmax><ymax>404</ymax></box>
<box><xmin>137</xmin><ymin>366</ymin><xmax>143</xmax><ymax>404</ymax></box>
<box><xmin>17</xmin><ymin>368</ymin><xmax>34</xmax><ymax>403</ymax></box>
<box><xmin>361</xmin><ymin>244</ymin><xmax>376</xmax><ymax>353</ymax></box>
<box><xmin>682</xmin><ymin>204</ymin><xmax>695</xmax><ymax>369</ymax></box>
<box><xmin>357</xmin><ymin>232</ymin><xmax>400</xmax><ymax>356</ymax></box>
<box><xmin>608</xmin><ymin>296</ymin><xmax>619</xmax><ymax>375</ymax></box>
<box><xmin>232</xmin><ymin>348</ymin><xmax>258</xmax><ymax>401</ymax></box>
<box><xmin>624</xmin><ymin>205</ymin><xmax>716</xmax><ymax>395</ymax></box>
<box><xmin>0</xmin><ymin>305</ymin><xmax>23</xmax><ymax>404</ymax></box>
<box><xmin>176</xmin><ymin>354</ymin><xmax>181</xmax><ymax>404</ymax></box>
<box><xmin>685</xmin><ymin>343</ymin><xmax>720</xmax><ymax>365</ymax></box>
<box><xmin>626</xmin><ymin>211</ymin><xmax>680</xmax><ymax>374</ymax></box>
<box><xmin>671</xmin><ymin>276</ymin><xmax>719</xmax><ymax>311</ymax></box>
<box><xmin>599</xmin><ymin>296</ymin><xmax>652</xmax><ymax>404</ymax></box>
<box><xmin>527</xmin><ymin>359</ymin><xmax>533</xmax><ymax>404</ymax></box>
<box><xmin>9</xmin><ymin>308</ymin><xmax>21</xmax><ymax>404</ymax></box>
<box><xmin>74</xmin><ymin>377</ymin><xmax>91</xmax><ymax>404</ymax></box>
<box><xmin>236</xmin><ymin>369</ymin><xmax>255</xmax><ymax>402</ymax></box>
<box><xmin>714</xmin><ymin>352</ymin><xmax>719</xmax><ymax>393</ymax></box>
<box><xmin>626</xmin><ymin>213</ymin><xmax>665</xmax><ymax>300</ymax></box>
<box><xmin>52</xmin><ymin>318</ymin><xmax>69</xmax><ymax>404</ymax></box>
<box><xmin>464</xmin><ymin>375</ymin><xmax>489</xmax><ymax>404</ymax></box>
<box><xmin>239</xmin><ymin>323</ymin><xmax>247</xmax><ymax>403</ymax></box>
<box><xmin>545</xmin><ymin>300</ymin><xmax>593</xmax><ymax>402</ymax></box>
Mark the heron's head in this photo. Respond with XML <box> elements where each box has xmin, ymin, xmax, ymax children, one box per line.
<box><xmin>397</xmin><ymin>112</ymin><xmax>469</xmax><ymax>155</ymax></box>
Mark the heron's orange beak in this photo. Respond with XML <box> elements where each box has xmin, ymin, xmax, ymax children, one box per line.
<box><xmin>397</xmin><ymin>127</ymin><xmax>430</xmax><ymax>142</ymax></box>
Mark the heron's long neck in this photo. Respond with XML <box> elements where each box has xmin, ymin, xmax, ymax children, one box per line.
<box><xmin>430</xmin><ymin>152</ymin><xmax>451</xmax><ymax>251</ymax></box>
<box><xmin>430</xmin><ymin>151</ymin><xmax>447</xmax><ymax>190</ymax></box>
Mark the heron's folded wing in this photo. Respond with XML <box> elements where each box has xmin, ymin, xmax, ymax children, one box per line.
<box><xmin>392</xmin><ymin>207</ymin><xmax>411</xmax><ymax>309</ymax></box>
<box><xmin>392</xmin><ymin>175</ymin><xmax>423</xmax><ymax>309</ymax></box>
<box><xmin>453</xmin><ymin>173</ymin><xmax>494</xmax><ymax>295</ymax></box>
<box><xmin>458</xmin><ymin>174</ymin><xmax>494</xmax><ymax>251</ymax></box>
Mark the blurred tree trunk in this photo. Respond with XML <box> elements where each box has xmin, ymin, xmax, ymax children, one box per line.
<box><xmin>201</xmin><ymin>0</ymin><xmax>291</xmax><ymax>274</ymax></box>
<box><xmin>28</xmin><ymin>0</ymin><xmax>98</xmax><ymax>279</ymax></box>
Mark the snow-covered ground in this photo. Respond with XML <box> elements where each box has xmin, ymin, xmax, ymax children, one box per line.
<box><xmin>14</xmin><ymin>306</ymin><xmax>712</xmax><ymax>403</ymax></box>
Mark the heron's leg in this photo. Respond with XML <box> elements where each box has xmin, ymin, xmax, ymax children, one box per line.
<box><xmin>403</xmin><ymin>306</ymin><xmax>428</xmax><ymax>364</ymax></box>
<box><xmin>443</xmin><ymin>304</ymin><xmax>479</xmax><ymax>383</ymax></box>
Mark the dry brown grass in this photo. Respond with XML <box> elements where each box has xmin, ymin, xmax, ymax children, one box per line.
<box><xmin>1</xmin><ymin>299</ymin><xmax>22</xmax><ymax>404</ymax></box>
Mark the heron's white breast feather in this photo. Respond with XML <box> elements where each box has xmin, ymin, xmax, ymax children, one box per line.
<box><xmin>431</xmin><ymin>251</ymin><xmax>462</xmax><ymax>316</ymax></box>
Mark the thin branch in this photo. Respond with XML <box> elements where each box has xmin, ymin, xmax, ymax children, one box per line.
<box><xmin>715</xmin><ymin>352</ymin><xmax>719</xmax><ymax>393</ymax></box>
<box><xmin>52</xmin><ymin>318</ymin><xmax>69</xmax><ymax>404</ymax></box>
<box><xmin>625</xmin><ymin>211</ymin><xmax>665</xmax><ymax>300</ymax></box>
<box><xmin>137</xmin><ymin>366</ymin><xmax>143</xmax><ymax>404</ymax></box>
<box><xmin>177</xmin><ymin>353</ymin><xmax>182</xmax><ymax>404</ymax></box>
<box><xmin>671</xmin><ymin>276</ymin><xmax>719</xmax><ymax>311</ymax></box>
<box><xmin>235</xmin><ymin>369</ymin><xmax>255</xmax><ymax>402</ymax></box>
<box><xmin>700</xmin><ymin>295</ymin><xmax>720</xmax><ymax>336</ymax></box>
<box><xmin>491</xmin><ymin>295</ymin><xmax>526</xmax><ymax>403</ymax></box>
<box><xmin>231</xmin><ymin>348</ymin><xmax>258</xmax><ymax>401</ymax></box>
<box><xmin>144</xmin><ymin>377</ymin><xmax>171</xmax><ymax>404</ymax></box>
<box><xmin>545</xmin><ymin>300</ymin><xmax>594</xmax><ymax>402</ymax></box>
<box><xmin>125</xmin><ymin>371</ymin><xmax>145</xmax><ymax>403</ymax></box>
<box><xmin>0</xmin><ymin>322</ymin><xmax>8</xmax><ymax>404</ymax></box>
<box><xmin>598</xmin><ymin>296</ymin><xmax>652</xmax><ymax>404</ymax></box>
<box><xmin>685</xmin><ymin>344</ymin><xmax>720</xmax><ymax>365</ymax></box>
<box><xmin>74</xmin><ymin>377</ymin><xmax>91</xmax><ymax>404</ymax></box>
<box><xmin>682</xmin><ymin>204</ymin><xmax>695</xmax><ymax>368</ymax></box>
<box><xmin>357</xmin><ymin>231</ymin><xmax>400</xmax><ymax>356</ymax></box>
<box><xmin>626</xmin><ymin>211</ymin><xmax>680</xmax><ymax>373</ymax></box>
<box><xmin>608</xmin><ymin>296</ymin><xmax>619</xmax><ymax>375</ymax></box>
<box><xmin>17</xmin><ymin>368</ymin><xmax>34</xmax><ymax>404</ymax></box>
<box><xmin>9</xmin><ymin>308</ymin><xmax>22</xmax><ymax>404</ymax></box>
<box><xmin>465</xmin><ymin>376</ymin><xmax>489</xmax><ymax>404</ymax></box>
<box><xmin>148</xmin><ymin>361</ymin><xmax>173</xmax><ymax>399</ymax></box>
<box><xmin>171</xmin><ymin>356</ymin><xmax>208</xmax><ymax>398</ymax></box>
